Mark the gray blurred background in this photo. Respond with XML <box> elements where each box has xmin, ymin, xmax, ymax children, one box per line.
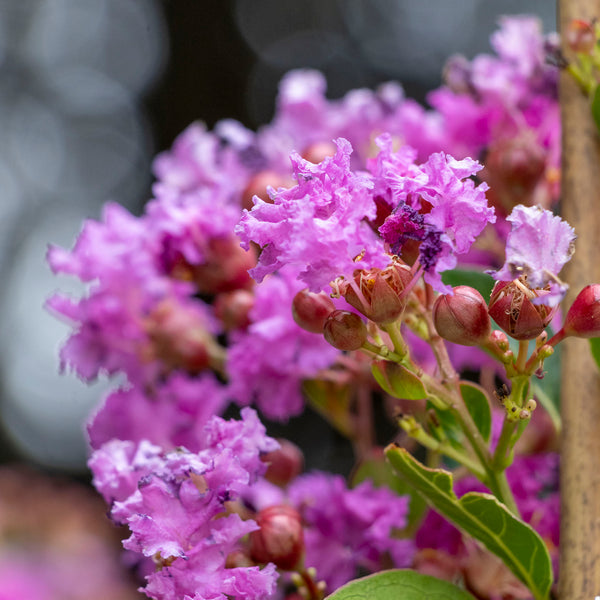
<box><xmin>0</xmin><ymin>0</ymin><xmax>557</xmax><ymax>472</ymax></box>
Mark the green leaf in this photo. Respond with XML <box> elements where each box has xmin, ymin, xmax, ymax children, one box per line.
<box><xmin>325</xmin><ymin>569</ymin><xmax>476</xmax><ymax>600</ymax></box>
<box><xmin>385</xmin><ymin>446</ymin><xmax>553</xmax><ymax>600</ymax></box>
<box><xmin>441</xmin><ymin>269</ymin><xmax>495</xmax><ymax>299</ymax></box>
<box><xmin>589</xmin><ymin>337</ymin><xmax>600</xmax><ymax>371</ymax></box>
<box><xmin>352</xmin><ymin>451</ymin><xmax>427</xmax><ymax>533</ymax></box>
<box><xmin>591</xmin><ymin>84</ymin><xmax>600</xmax><ymax>135</ymax></box>
<box><xmin>371</xmin><ymin>360</ymin><xmax>427</xmax><ymax>400</ymax></box>
<box><xmin>461</xmin><ymin>382</ymin><xmax>492</xmax><ymax>442</ymax></box>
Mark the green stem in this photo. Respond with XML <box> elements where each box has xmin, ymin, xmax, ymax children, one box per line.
<box><xmin>382</xmin><ymin>322</ymin><xmax>408</xmax><ymax>358</ymax></box>
<box><xmin>515</xmin><ymin>340</ymin><xmax>529</xmax><ymax>373</ymax></box>
<box><xmin>399</xmin><ymin>416</ymin><xmax>486</xmax><ymax>479</ymax></box>
<box><xmin>361</xmin><ymin>340</ymin><xmax>405</xmax><ymax>363</ymax></box>
<box><xmin>492</xmin><ymin>417</ymin><xmax>518</xmax><ymax>470</ymax></box>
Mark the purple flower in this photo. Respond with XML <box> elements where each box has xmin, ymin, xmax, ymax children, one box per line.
<box><xmin>287</xmin><ymin>473</ymin><xmax>414</xmax><ymax>592</ymax></box>
<box><xmin>492</xmin><ymin>205</ymin><xmax>576</xmax><ymax>305</ymax></box>
<box><xmin>88</xmin><ymin>372</ymin><xmax>228</xmax><ymax>451</ymax></box>
<box><xmin>89</xmin><ymin>409</ymin><xmax>279</xmax><ymax>600</ymax></box>
<box><xmin>378</xmin><ymin>144</ymin><xmax>495</xmax><ymax>293</ymax></box>
<box><xmin>236</xmin><ymin>138</ymin><xmax>388</xmax><ymax>292</ymax></box>
<box><xmin>227</xmin><ymin>268</ymin><xmax>339</xmax><ymax>420</ymax></box>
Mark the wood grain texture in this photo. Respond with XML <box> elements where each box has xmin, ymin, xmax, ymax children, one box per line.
<box><xmin>558</xmin><ymin>2</ymin><xmax>600</xmax><ymax>598</ymax></box>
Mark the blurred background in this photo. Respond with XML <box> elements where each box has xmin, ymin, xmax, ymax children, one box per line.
<box><xmin>0</xmin><ymin>1</ymin><xmax>556</xmax><ymax>596</ymax></box>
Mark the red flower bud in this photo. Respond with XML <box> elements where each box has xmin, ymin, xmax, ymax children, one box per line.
<box><xmin>333</xmin><ymin>259</ymin><xmax>413</xmax><ymax>325</ymax></box>
<box><xmin>144</xmin><ymin>299</ymin><xmax>218</xmax><ymax>373</ymax></box>
<box><xmin>482</xmin><ymin>133</ymin><xmax>547</xmax><ymax>214</ymax></box>
<box><xmin>323</xmin><ymin>310</ymin><xmax>367</xmax><ymax>351</ymax></box>
<box><xmin>214</xmin><ymin>290</ymin><xmax>255</xmax><ymax>331</ymax></box>
<box><xmin>567</xmin><ymin>19</ymin><xmax>596</xmax><ymax>54</ymax></box>
<box><xmin>292</xmin><ymin>289</ymin><xmax>335</xmax><ymax>333</ymax></box>
<box><xmin>488</xmin><ymin>279</ymin><xmax>556</xmax><ymax>341</ymax></box>
<box><xmin>192</xmin><ymin>236</ymin><xmax>257</xmax><ymax>294</ymax></box>
<box><xmin>262</xmin><ymin>439</ymin><xmax>304</xmax><ymax>487</ymax></box>
<box><xmin>433</xmin><ymin>285</ymin><xmax>491</xmax><ymax>346</ymax></box>
<box><xmin>241</xmin><ymin>170</ymin><xmax>292</xmax><ymax>211</ymax></box>
<box><xmin>301</xmin><ymin>141</ymin><xmax>337</xmax><ymax>164</ymax></box>
<box><xmin>563</xmin><ymin>284</ymin><xmax>600</xmax><ymax>338</ymax></box>
<box><xmin>249</xmin><ymin>505</ymin><xmax>304</xmax><ymax>570</ymax></box>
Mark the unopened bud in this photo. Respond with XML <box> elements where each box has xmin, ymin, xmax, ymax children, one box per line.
<box><xmin>525</xmin><ymin>398</ymin><xmax>537</xmax><ymax>412</ymax></box>
<box><xmin>323</xmin><ymin>310</ymin><xmax>367</xmax><ymax>351</ymax></box>
<box><xmin>488</xmin><ymin>279</ymin><xmax>556</xmax><ymax>341</ymax></box>
<box><xmin>302</xmin><ymin>141</ymin><xmax>337</xmax><ymax>164</ymax></box>
<box><xmin>214</xmin><ymin>290</ymin><xmax>254</xmax><ymax>331</ymax></box>
<box><xmin>490</xmin><ymin>329</ymin><xmax>510</xmax><ymax>351</ymax></box>
<box><xmin>262</xmin><ymin>439</ymin><xmax>304</xmax><ymax>487</ymax></box>
<box><xmin>145</xmin><ymin>299</ymin><xmax>216</xmax><ymax>373</ymax></box>
<box><xmin>334</xmin><ymin>259</ymin><xmax>413</xmax><ymax>324</ymax></box>
<box><xmin>563</xmin><ymin>284</ymin><xmax>600</xmax><ymax>338</ymax></box>
<box><xmin>241</xmin><ymin>170</ymin><xmax>291</xmax><ymax>211</ymax></box>
<box><xmin>249</xmin><ymin>505</ymin><xmax>304</xmax><ymax>570</ymax></box>
<box><xmin>433</xmin><ymin>286</ymin><xmax>491</xmax><ymax>346</ymax></box>
<box><xmin>292</xmin><ymin>289</ymin><xmax>335</xmax><ymax>333</ymax></box>
<box><xmin>482</xmin><ymin>133</ymin><xmax>547</xmax><ymax>213</ymax></box>
<box><xmin>567</xmin><ymin>19</ymin><xmax>596</xmax><ymax>54</ymax></box>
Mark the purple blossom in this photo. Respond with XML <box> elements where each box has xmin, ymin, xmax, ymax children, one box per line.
<box><xmin>257</xmin><ymin>70</ymin><xmax>411</xmax><ymax>171</ymax></box>
<box><xmin>378</xmin><ymin>143</ymin><xmax>495</xmax><ymax>293</ymax></box>
<box><xmin>88</xmin><ymin>372</ymin><xmax>228</xmax><ymax>451</ymax></box>
<box><xmin>287</xmin><ymin>473</ymin><xmax>414</xmax><ymax>592</ymax></box>
<box><xmin>89</xmin><ymin>409</ymin><xmax>278</xmax><ymax>600</ymax></box>
<box><xmin>152</xmin><ymin>121</ymin><xmax>253</xmax><ymax>200</ymax></box>
<box><xmin>492</xmin><ymin>205</ymin><xmax>576</xmax><ymax>305</ymax></box>
<box><xmin>227</xmin><ymin>268</ymin><xmax>339</xmax><ymax>420</ymax></box>
<box><xmin>236</xmin><ymin>138</ymin><xmax>388</xmax><ymax>292</ymax></box>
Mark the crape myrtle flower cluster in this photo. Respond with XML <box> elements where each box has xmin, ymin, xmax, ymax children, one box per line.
<box><xmin>46</xmin><ymin>15</ymin><xmax>600</xmax><ymax>600</ymax></box>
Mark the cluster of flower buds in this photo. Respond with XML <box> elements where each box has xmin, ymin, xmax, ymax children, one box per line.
<box><xmin>433</xmin><ymin>279</ymin><xmax>600</xmax><ymax>354</ymax></box>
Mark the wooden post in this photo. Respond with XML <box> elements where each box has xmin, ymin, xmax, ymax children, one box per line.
<box><xmin>559</xmin><ymin>1</ymin><xmax>600</xmax><ymax>598</ymax></box>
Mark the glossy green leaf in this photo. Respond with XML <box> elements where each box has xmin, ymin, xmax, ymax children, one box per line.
<box><xmin>589</xmin><ymin>337</ymin><xmax>600</xmax><ymax>371</ymax></box>
<box><xmin>371</xmin><ymin>360</ymin><xmax>427</xmax><ymax>400</ymax></box>
<box><xmin>592</xmin><ymin>84</ymin><xmax>600</xmax><ymax>135</ymax></box>
<box><xmin>325</xmin><ymin>569</ymin><xmax>476</xmax><ymax>600</ymax></box>
<box><xmin>441</xmin><ymin>269</ymin><xmax>495</xmax><ymax>299</ymax></box>
<box><xmin>461</xmin><ymin>382</ymin><xmax>492</xmax><ymax>442</ymax></box>
<box><xmin>385</xmin><ymin>446</ymin><xmax>552</xmax><ymax>600</ymax></box>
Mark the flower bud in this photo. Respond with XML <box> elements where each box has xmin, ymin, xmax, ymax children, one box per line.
<box><xmin>193</xmin><ymin>236</ymin><xmax>257</xmax><ymax>294</ymax></box>
<box><xmin>488</xmin><ymin>279</ymin><xmax>556</xmax><ymax>341</ymax></box>
<box><xmin>482</xmin><ymin>133</ymin><xmax>547</xmax><ymax>214</ymax></box>
<box><xmin>489</xmin><ymin>329</ymin><xmax>510</xmax><ymax>351</ymax></box>
<box><xmin>262</xmin><ymin>439</ymin><xmax>304</xmax><ymax>487</ymax></box>
<box><xmin>567</xmin><ymin>19</ymin><xmax>596</xmax><ymax>54</ymax></box>
<box><xmin>563</xmin><ymin>284</ymin><xmax>600</xmax><ymax>338</ymax></box>
<box><xmin>214</xmin><ymin>290</ymin><xmax>254</xmax><ymax>331</ymax></box>
<box><xmin>241</xmin><ymin>170</ymin><xmax>291</xmax><ymax>211</ymax></box>
<box><xmin>433</xmin><ymin>286</ymin><xmax>491</xmax><ymax>346</ymax></box>
<box><xmin>301</xmin><ymin>141</ymin><xmax>337</xmax><ymax>164</ymax></box>
<box><xmin>334</xmin><ymin>259</ymin><xmax>413</xmax><ymax>325</ymax></box>
<box><xmin>323</xmin><ymin>310</ymin><xmax>367</xmax><ymax>351</ymax></box>
<box><xmin>249</xmin><ymin>505</ymin><xmax>304</xmax><ymax>570</ymax></box>
<box><xmin>145</xmin><ymin>299</ymin><xmax>216</xmax><ymax>373</ymax></box>
<box><xmin>292</xmin><ymin>289</ymin><xmax>335</xmax><ymax>333</ymax></box>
